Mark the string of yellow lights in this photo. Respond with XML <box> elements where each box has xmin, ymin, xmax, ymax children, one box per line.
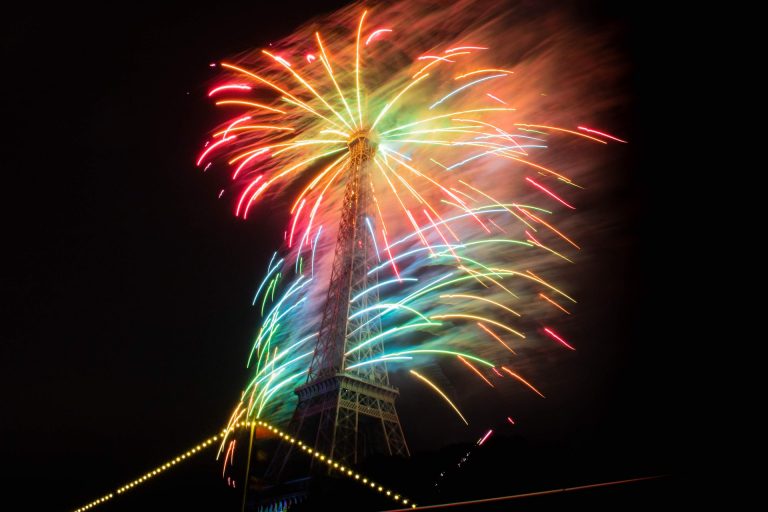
<box><xmin>71</xmin><ymin>420</ymin><xmax>416</xmax><ymax>511</ymax></box>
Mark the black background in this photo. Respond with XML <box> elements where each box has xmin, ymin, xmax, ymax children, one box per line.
<box><xmin>0</xmin><ymin>1</ymin><xmax>691</xmax><ymax>510</ymax></box>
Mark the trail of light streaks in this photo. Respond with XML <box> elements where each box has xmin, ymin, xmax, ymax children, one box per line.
<box><xmin>525</xmin><ymin>177</ymin><xmax>575</xmax><ymax>209</ymax></box>
<box><xmin>215</xmin><ymin>100</ymin><xmax>284</xmax><ymax>114</ymax></box>
<box><xmin>195</xmin><ymin>2</ymin><xmax>617</xmax><ymax>471</ymax></box>
<box><xmin>366</xmin><ymin>28</ymin><xmax>392</xmax><ymax>45</ymax></box>
<box><xmin>410</xmin><ymin>370</ymin><xmax>469</xmax><ymax>425</ymax></box>
<box><xmin>356</xmin><ymin>10</ymin><xmax>368</xmax><ymax>128</ymax></box>
<box><xmin>440</xmin><ymin>294</ymin><xmax>520</xmax><ymax>316</ymax></box>
<box><xmin>455</xmin><ymin>68</ymin><xmax>513</xmax><ymax>79</ymax></box>
<box><xmin>501</xmin><ymin>366</ymin><xmax>546</xmax><ymax>398</ymax></box>
<box><xmin>432</xmin><ymin>314</ymin><xmax>525</xmax><ymax>338</ymax></box>
<box><xmin>543</xmin><ymin>327</ymin><xmax>576</xmax><ymax>350</ymax></box>
<box><xmin>458</xmin><ymin>355</ymin><xmax>494</xmax><ymax>387</ymax></box>
<box><xmin>208</xmin><ymin>84</ymin><xmax>252</xmax><ymax>96</ymax></box>
<box><xmin>539</xmin><ymin>293</ymin><xmax>571</xmax><ymax>314</ymax></box>
<box><xmin>476</xmin><ymin>322</ymin><xmax>517</xmax><ymax>354</ymax></box>
<box><xmin>578</xmin><ymin>125</ymin><xmax>627</xmax><ymax>143</ymax></box>
<box><xmin>429</xmin><ymin>74</ymin><xmax>508</xmax><ymax>110</ymax></box>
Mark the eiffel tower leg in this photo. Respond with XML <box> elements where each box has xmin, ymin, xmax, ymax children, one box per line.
<box><xmin>383</xmin><ymin>415</ymin><xmax>410</xmax><ymax>457</ymax></box>
<box><xmin>314</xmin><ymin>390</ymin><xmax>340</xmax><ymax>462</ymax></box>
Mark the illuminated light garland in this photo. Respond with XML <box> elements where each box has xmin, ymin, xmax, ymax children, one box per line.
<box><xmin>70</xmin><ymin>420</ymin><xmax>415</xmax><ymax>512</ymax></box>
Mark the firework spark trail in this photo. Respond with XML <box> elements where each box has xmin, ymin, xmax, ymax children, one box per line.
<box><xmin>197</xmin><ymin>0</ymin><xmax>624</xmax><ymax>473</ymax></box>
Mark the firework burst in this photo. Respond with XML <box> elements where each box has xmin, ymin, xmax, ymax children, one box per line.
<box><xmin>197</xmin><ymin>0</ymin><xmax>625</xmax><ymax>456</ymax></box>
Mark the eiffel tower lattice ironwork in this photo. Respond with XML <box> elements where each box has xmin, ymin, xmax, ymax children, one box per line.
<box><xmin>275</xmin><ymin>133</ymin><xmax>409</xmax><ymax>477</ymax></box>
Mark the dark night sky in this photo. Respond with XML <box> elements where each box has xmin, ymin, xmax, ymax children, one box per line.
<box><xmin>0</xmin><ymin>1</ymin><xmax>691</xmax><ymax>510</ymax></box>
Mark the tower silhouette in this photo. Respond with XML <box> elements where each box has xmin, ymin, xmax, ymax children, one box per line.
<box><xmin>272</xmin><ymin>133</ymin><xmax>408</xmax><ymax>481</ymax></box>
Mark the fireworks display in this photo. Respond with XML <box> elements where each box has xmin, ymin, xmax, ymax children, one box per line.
<box><xmin>196</xmin><ymin>0</ymin><xmax>624</xmax><ymax>459</ymax></box>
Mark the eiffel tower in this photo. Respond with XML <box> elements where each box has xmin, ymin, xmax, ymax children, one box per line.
<box><xmin>250</xmin><ymin>134</ymin><xmax>410</xmax><ymax>509</ymax></box>
<box><xmin>268</xmin><ymin>133</ymin><xmax>409</xmax><ymax>489</ymax></box>
<box><xmin>293</xmin><ymin>132</ymin><xmax>409</xmax><ymax>463</ymax></box>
